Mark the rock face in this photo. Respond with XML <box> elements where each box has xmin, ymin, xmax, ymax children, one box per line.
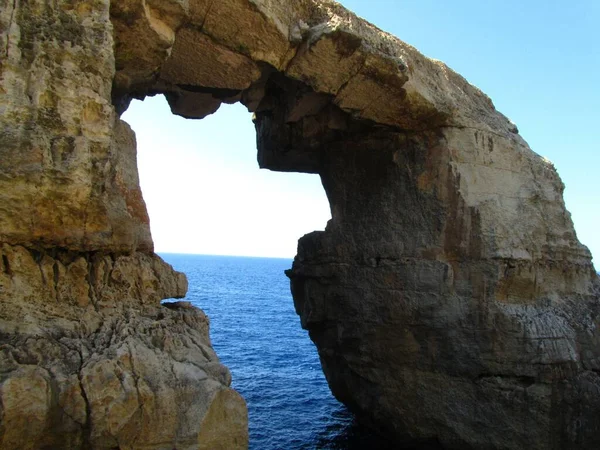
<box><xmin>1</xmin><ymin>0</ymin><xmax>599</xmax><ymax>449</ymax></box>
<box><xmin>0</xmin><ymin>1</ymin><xmax>247</xmax><ymax>448</ymax></box>
<box><xmin>0</xmin><ymin>247</ymin><xmax>246</xmax><ymax>449</ymax></box>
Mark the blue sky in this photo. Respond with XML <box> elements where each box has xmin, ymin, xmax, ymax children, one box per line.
<box><xmin>123</xmin><ymin>0</ymin><xmax>598</xmax><ymax>266</ymax></box>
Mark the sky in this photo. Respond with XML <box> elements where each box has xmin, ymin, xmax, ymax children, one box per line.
<box><xmin>123</xmin><ymin>0</ymin><xmax>599</xmax><ymax>265</ymax></box>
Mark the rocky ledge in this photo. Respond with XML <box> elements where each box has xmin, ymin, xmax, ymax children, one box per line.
<box><xmin>0</xmin><ymin>246</ymin><xmax>247</xmax><ymax>449</ymax></box>
<box><xmin>1</xmin><ymin>0</ymin><xmax>599</xmax><ymax>449</ymax></box>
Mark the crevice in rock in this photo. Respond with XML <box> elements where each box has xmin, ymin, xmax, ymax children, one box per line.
<box><xmin>4</xmin><ymin>0</ymin><xmax>18</xmax><ymax>60</ymax></box>
<box><xmin>48</xmin><ymin>366</ymin><xmax>86</xmax><ymax>432</ymax></box>
<box><xmin>282</xmin><ymin>36</ymin><xmax>311</xmax><ymax>74</ymax></box>
<box><xmin>441</xmin><ymin>124</ymin><xmax>520</xmax><ymax>140</ymax></box>
<box><xmin>188</xmin><ymin>334</ymin><xmax>214</xmax><ymax>362</ymax></box>
<box><xmin>2</xmin><ymin>254</ymin><xmax>12</xmax><ymax>276</ymax></box>
<box><xmin>199</xmin><ymin>0</ymin><xmax>216</xmax><ymax>31</ymax></box>
<box><xmin>85</xmin><ymin>254</ymin><xmax>99</xmax><ymax>313</ymax></box>
<box><xmin>33</xmin><ymin>249</ymin><xmax>49</xmax><ymax>285</ymax></box>
<box><xmin>75</xmin><ymin>348</ymin><xmax>92</xmax><ymax>448</ymax></box>
<box><xmin>278</xmin><ymin>44</ymin><xmax>299</xmax><ymax>72</ymax></box>
<box><xmin>52</xmin><ymin>260</ymin><xmax>60</xmax><ymax>302</ymax></box>
<box><xmin>334</xmin><ymin>57</ymin><xmax>367</xmax><ymax>97</ymax></box>
<box><xmin>126</xmin><ymin>341</ymin><xmax>144</xmax><ymax>413</ymax></box>
<box><xmin>476</xmin><ymin>373</ymin><xmax>537</xmax><ymax>388</ymax></box>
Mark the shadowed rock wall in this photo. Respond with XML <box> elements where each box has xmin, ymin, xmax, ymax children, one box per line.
<box><xmin>1</xmin><ymin>0</ymin><xmax>599</xmax><ymax>449</ymax></box>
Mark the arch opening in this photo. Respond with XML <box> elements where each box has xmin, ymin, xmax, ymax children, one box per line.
<box><xmin>122</xmin><ymin>95</ymin><xmax>398</xmax><ymax>448</ymax></box>
<box><xmin>111</xmin><ymin>4</ymin><xmax>600</xmax><ymax>444</ymax></box>
<box><xmin>123</xmin><ymin>96</ymin><xmax>331</xmax><ymax>258</ymax></box>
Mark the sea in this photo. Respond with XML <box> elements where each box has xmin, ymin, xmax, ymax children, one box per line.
<box><xmin>160</xmin><ymin>253</ymin><xmax>396</xmax><ymax>450</ymax></box>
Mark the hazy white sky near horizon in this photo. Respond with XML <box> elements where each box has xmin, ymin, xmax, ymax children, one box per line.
<box><xmin>124</xmin><ymin>99</ymin><xmax>329</xmax><ymax>258</ymax></box>
<box><xmin>123</xmin><ymin>0</ymin><xmax>599</xmax><ymax>266</ymax></box>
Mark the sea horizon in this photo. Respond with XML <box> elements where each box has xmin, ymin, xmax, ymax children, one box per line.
<box><xmin>159</xmin><ymin>253</ymin><xmax>397</xmax><ymax>449</ymax></box>
<box><xmin>158</xmin><ymin>251</ymin><xmax>295</xmax><ymax>260</ymax></box>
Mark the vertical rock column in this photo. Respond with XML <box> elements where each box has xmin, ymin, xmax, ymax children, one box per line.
<box><xmin>242</xmin><ymin>10</ymin><xmax>600</xmax><ymax>448</ymax></box>
<box><xmin>0</xmin><ymin>1</ymin><xmax>247</xmax><ymax>448</ymax></box>
<box><xmin>284</xmin><ymin>122</ymin><xmax>600</xmax><ymax>449</ymax></box>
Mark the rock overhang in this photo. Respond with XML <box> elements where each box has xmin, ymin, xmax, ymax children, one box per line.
<box><xmin>110</xmin><ymin>0</ymin><xmax>515</xmax><ymax>134</ymax></box>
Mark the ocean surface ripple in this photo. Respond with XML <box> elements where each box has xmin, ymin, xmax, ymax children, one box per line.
<box><xmin>161</xmin><ymin>254</ymin><xmax>396</xmax><ymax>450</ymax></box>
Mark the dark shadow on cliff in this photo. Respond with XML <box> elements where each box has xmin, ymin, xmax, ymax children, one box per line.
<box><xmin>311</xmin><ymin>405</ymin><xmax>445</xmax><ymax>450</ymax></box>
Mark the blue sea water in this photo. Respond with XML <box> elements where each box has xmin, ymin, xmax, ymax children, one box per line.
<box><xmin>160</xmin><ymin>253</ymin><xmax>395</xmax><ymax>450</ymax></box>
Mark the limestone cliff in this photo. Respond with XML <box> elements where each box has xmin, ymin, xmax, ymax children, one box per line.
<box><xmin>0</xmin><ymin>247</ymin><xmax>246</xmax><ymax>449</ymax></box>
<box><xmin>1</xmin><ymin>0</ymin><xmax>599</xmax><ymax>449</ymax></box>
<box><xmin>0</xmin><ymin>1</ymin><xmax>247</xmax><ymax>448</ymax></box>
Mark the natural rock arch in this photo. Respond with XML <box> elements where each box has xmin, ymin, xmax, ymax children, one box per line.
<box><xmin>1</xmin><ymin>0</ymin><xmax>599</xmax><ymax>449</ymax></box>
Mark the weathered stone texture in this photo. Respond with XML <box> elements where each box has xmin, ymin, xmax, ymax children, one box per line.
<box><xmin>1</xmin><ymin>1</ymin><xmax>247</xmax><ymax>449</ymax></box>
<box><xmin>1</xmin><ymin>0</ymin><xmax>599</xmax><ymax>449</ymax></box>
<box><xmin>0</xmin><ymin>0</ymin><xmax>153</xmax><ymax>253</ymax></box>
<box><xmin>0</xmin><ymin>245</ymin><xmax>247</xmax><ymax>449</ymax></box>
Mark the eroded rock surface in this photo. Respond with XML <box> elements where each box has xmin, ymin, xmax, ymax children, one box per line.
<box><xmin>0</xmin><ymin>245</ymin><xmax>247</xmax><ymax>449</ymax></box>
<box><xmin>1</xmin><ymin>1</ymin><xmax>247</xmax><ymax>448</ymax></box>
<box><xmin>1</xmin><ymin>0</ymin><xmax>599</xmax><ymax>448</ymax></box>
